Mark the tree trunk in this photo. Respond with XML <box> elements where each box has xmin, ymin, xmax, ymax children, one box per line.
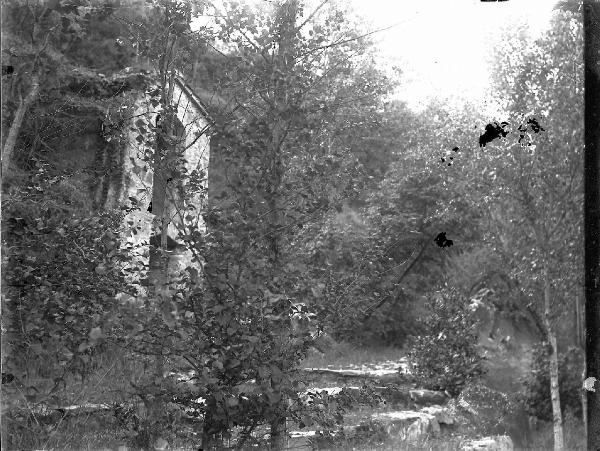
<box><xmin>202</xmin><ymin>395</ymin><xmax>224</xmax><ymax>450</ymax></box>
<box><xmin>270</xmin><ymin>416</ymin><xmax>287</xmax><ymax>450</ymax></box>
<box><xmin>575</xmin><ymin>293</ymin><xmax>583</xmax><ymax>347</ymax></box>
<box><xmin>1</xmin><ymin>74</ymin><xmax>40</xmax><ymax>177</ymax></box>
<box><xmin>543</xmin><ymin>266</ymin><xmax>564</xmax><ymax>451</ymax></box>
<box><xmin>583</xmin><ymin>1</ymin><xmax>600</xmax><ymax>449</ymax></box>
<box><xmin>144</xmin><ymin>245</ymin><xmax>168</xmax><ymax>446</ymax></box>
<box><xmin>141</xmin><ymin>77</ymin><xmax>178</xmax><ymax>445</ymax></box>
<box><xmin>575</xmin><ymin>292</ymin><xmax>588</xmax><ymax>443</ymax></box>
<box><xmin>266</xmin><ymin>2</ymin><xmax>297</xmax><ymax>448</ymax></box>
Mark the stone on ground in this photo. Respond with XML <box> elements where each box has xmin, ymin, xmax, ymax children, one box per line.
<box><xmin>420</xmin><ymin>405</ymin><xmax>455</xmax><ymax>424</ymax></box>
<box><xmin>460</xmin><ymin>435</ymin><xmax>514</xmax><ymax>451</ymax></box>
<box><xmin>409</xmin><ymin>389</ymin><xmax>448</xmax><ymax>405</ymax></box>
<box><xmin>371</xmin><ymin>410</ymin><xmax>440</xmax><ymax>438</ymax></box>
<box><xmin>153</xmin><ymin>438</ymin><xmax>169</xmax><ymax>450</ymax></box>
<box><xmin>405</xmin><ymin>415</ymin><xmax>441</xmax><ymax>441</ymax></box>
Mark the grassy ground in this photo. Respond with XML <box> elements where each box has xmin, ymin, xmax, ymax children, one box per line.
<box><xmin>309</xmin><ymin>419</ymin><xmax>586</xmax><ymax>451</ymax></box>
<box><xmin>520</xmin><ymin>414</ymin><xmax>585</xmax><ymax>451</ymax></box>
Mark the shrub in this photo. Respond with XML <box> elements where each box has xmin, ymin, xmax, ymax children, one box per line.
<box><xmin>407</xmin><ymin>288</ymin><xmax>485</xmax><ymax>396</ymax></box>
<box><xmin>2</xmin><ymin>203</ymin><xmax>131</xmax><ymax>390</ymax></box>
<box><xmin>455</xmin><ymin>383</ymin><xmax>523</xmax><ymax>437</ymax></box>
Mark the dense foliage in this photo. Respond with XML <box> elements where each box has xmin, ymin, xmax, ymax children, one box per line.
<box><xmin>2</xmin><ymin>0</ymin><xmax>395</xmax><ymax>448</ymax></box>
<box><xmin>407</xmin><ymin>288</ymin><xmax>486</xmax><ymax>396</ymax></box>
<box><xmin>0</xmin><ymin>0</ymin><xmax>586</xmax><ymax>449</ymax></box>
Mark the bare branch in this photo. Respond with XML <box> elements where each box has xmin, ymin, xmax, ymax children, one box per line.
<box><xmin>297</xmin><ymin>22</ymin><xmax>400</xmax><ymax>58</ymax></box>
<box><xmin>295</xmin><ymin>0</ymin><xmax>329</xmax><ymax>32</ymax></box>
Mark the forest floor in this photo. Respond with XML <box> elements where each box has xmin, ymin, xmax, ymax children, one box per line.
<box><xmin>3</xmin><ymin>343</ymin><xmax>584</xmax><ymax>450</ymax></box>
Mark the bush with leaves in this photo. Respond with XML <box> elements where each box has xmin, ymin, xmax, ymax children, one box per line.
<box><xmin>407</xmin><ymin>288</ymin><xmax>485</xmax><ymax>396</ymax></box>
<box><xmin>2</xmin><ymin>196</ymin><xmax>131</xmax><ymax>388</ymax></box>
<box><xmin>171</xmin><ymin>205</ymin><xmax>332</xmax><ymax>447</ymax></box>
<box><xmin>520</xmin><ymin>343</ymin><xmax>584</xmax><ymax>421</ymax></box>
<box><xmin>1</xmin><ymin>165</ymin><xmax>136</xmax><ymax>450</ymax></box>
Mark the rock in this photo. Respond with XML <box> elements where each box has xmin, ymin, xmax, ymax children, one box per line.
<box><xmin>371</xmin><ymin>410</ymin><xmax>440</xmax><ymax>438</ymax></box>
<box><xmin>461</xmin><ymin>435</ymin><xmax>514</xmax><ymax>451</ymax></box>
<box><xmin>406</xmin><ymin>415</ymin><xmax>441</xmax><ymax>442</ymax></box>
<box><xmin>153</xmin><ymin>438</ymin><xmax>169</xmax><ymax>450</ymax></box>
<box><xmin>372</xmin><ymin>410</ymin><xmax>425</xmax><ymax>424</ymax></box>
<box><xmin>376</xmin><ymin>385</ymin><xmax>412</xmax><ymax>406</ymax></box>
<box><xmin>301</xmin><ymin>386</ymin><xmax>361</xmax><ymax>397</ymax></box>
<box><xmin>298</xmin><ymin>384</ymin><xmax>411</xmax><ymax>407</ymax></box>
<box><xmin>298</xmin><ymin>386</ymin><xmax>361</xmax><ymax>407</ymax></box>
<box><xmin>409</xmin><ymin>389</ymin><xmax>448</xmax><ymax>405</ymax></box>
<box><xmin>302</xmin><ymin>367</ymin><xmax>401</xmax><ymax>384</ymax></box>
<box><xmin>421</xmin><ymin>405</ymin><xmax>455</xmax><ymax>425</ymax></box>
<box><xmin>289</xmin><ymin>430</ymin><xmax>317</xmax><ymax>438</ymax></box>
<box><xmin>96</xmin><ymin>440</ymin><xmax>128</xmax><ymax>451</ymax></box>
<box><xmin>406</xmin><ymin>418</ymin><xmax>427</xmax><ymax>442</ymax></box>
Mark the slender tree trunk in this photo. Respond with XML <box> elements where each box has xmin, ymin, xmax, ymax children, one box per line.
<box><xmin>583</xmin><ymin>2</ymin><xmax>600</xmax><ymax>449</ymax></box>
<box><xmin>575</xmin><ymin>293</ymin><xmax>582</xmax><ymax>346</ymax></box>
<box><xmin>266</xmin><ymin>119</ymin><xmax>287</xmax><ymax>451</ymax></box>
<box><xmin>202</xmin><ymin>395</ymin><xmax>223</xmax><ymax>450</ymax></box>
<box><xmin>574</xmin><ymin>292</ymin><xmax>588</xmax><ymax>443</ymax></box>
<box><xmin>1</xmin><ymin>74</ymin><xmax>40</xmax><ymax>177</ymax></box>
<box><xmin>142</xmin><ymin>76</ymin><xmax>178</xmax><ymax>445</ymax></box>
<box><xmin>543</xmin><ymin>266</ymin><xmax>564</xmax><ymax>451</ymax></box>
<box><xmin>270</xmin><ymin>417</ymin><xmax>287</xmax><ymax>450</ymax></box>
<box><xmin>266</xmin><ymin>2</ymin><xmax>297</xmax><ymax>449</ymax></box>
<box><xmin>144</xmin><ymin>244</ymin><xmax>169</xmax><ymax>447</ymax></box>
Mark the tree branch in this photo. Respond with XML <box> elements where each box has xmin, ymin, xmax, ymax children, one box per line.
<box><xmin>361</xmin><ymin>237</ymin><xmax>431</xmax><ymax>321</ymax></box>
<box><xmin>295</xmin><ymin>0</ymin><xmax>329</xmax><ymax>32</ymax></box>
<box><xmin>297</xmin><ymin>23</ymin><xmax>399</xmax><ymax>58</ymax></box>
<box><xmin>2</xmin><ymin>74</ymin><xmax>40</xmax><ymax>178</ymax></box>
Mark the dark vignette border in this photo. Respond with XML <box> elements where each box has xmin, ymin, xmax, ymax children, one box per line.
<box><xmin>584</xmin><ymin>1</ymin><xmax>600</xmax><ymax>449</ymax></box>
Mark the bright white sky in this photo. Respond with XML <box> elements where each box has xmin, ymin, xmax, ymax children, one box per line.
<box><xmin>348</xmin><ymin>0</ymin><xmax>558</xmax><ymax>111</ymax></box>
<box><xmin>194</xmin><ymin>0</ymin><xmax>559</xmax><ymax>112</ymax></box>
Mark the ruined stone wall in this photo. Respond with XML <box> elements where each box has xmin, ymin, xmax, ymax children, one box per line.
<box><xmin>33</xmin><ymin>69</ymin><xmax>211</xmax><ymax>296</ymax></box>
<box><xmin>119</xmin><ymin>79</ymin><xmax>211</xmax><ymax>295</ymax></box>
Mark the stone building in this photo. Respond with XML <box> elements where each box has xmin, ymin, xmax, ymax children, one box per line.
<box><xmin>118</xmin><ymin>72</ymin><xmax>212</xmax><ymax>296</ymax></box>
<box><xmin>38</xmin><ymin>67</ymin><xmax>212</xmax><ymax>296</ymax></box>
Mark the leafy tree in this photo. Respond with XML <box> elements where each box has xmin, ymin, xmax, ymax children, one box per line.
<box><xmin>86</xmin><ymin>0</ymin><xmax>396</xmax><ymax>447</ymax></box>
<box><xmin>301</xmin><ymin>100</ymin><xmax>487</xmax><ymax>345</ymax></box>
<box><xmin>0</xmin><ymin>0</ymin><xmax>144</xmax><ymax>174</ymax></box>
<box><xmin>60</xmin><ymin>1</ymin><xmax>138</xmax><ymax>72</ymax></box>
<box><xmin>459</xmin><ymin>10</ymin><xmax>584</xmax><ymax>450</ymax></box>
<box><xmin>0</xmin><ymin>0</ymin><xmax>481</xmax><ymax>448</ymax></box>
